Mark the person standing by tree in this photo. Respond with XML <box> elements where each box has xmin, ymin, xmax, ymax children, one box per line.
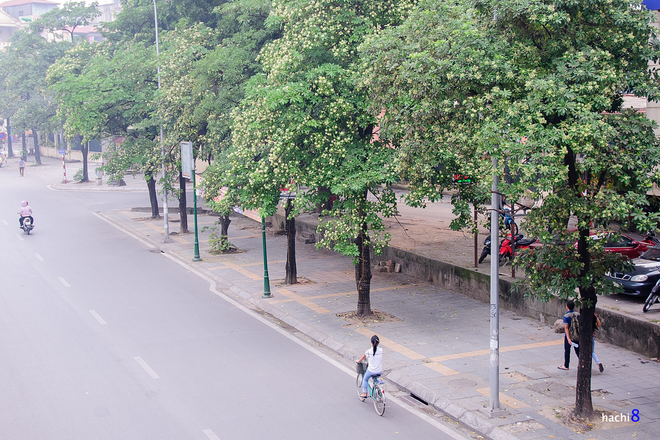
<box><xmin>18</xmin><ymin>157</ymin><xmax>24</xmax><ymax>176</ymax></box>
<box><xmin>559</xmin><ymin>300</ymin><xmax>579</xmax><ymax>370</ymax></box>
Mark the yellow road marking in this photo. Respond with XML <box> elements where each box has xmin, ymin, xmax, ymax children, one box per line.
<box><xmin>430</xmin><ymin>340</ymin><xmax>562</xmax><ymax>362</ymax></box>
<box><xmin>355</xmin><ymin>328</ymin><xmax>426</xmax><ymax>360</ymax></box>
<box><xmin>222</xmin><ymin>262</ymin><xmax>262</xmax><ymax>281</ymax></box>
<box><xmin>424</xmin><ymin>362</ymin><xmax>460</xmax><ymax>376</ymax></box>
<box><xmin>476</xmin><ymin>388</ymin><xmax>530</xmax><ymax>408</ymax></box>
<box><xmin>270</xmin><ymin>286</ymin><xmax>401</xmax><ymax>304</ymax></box>
<box><xmin>207</xmin><ymin>260</ymin><xmax>286</xmax><ymax>271</ymax></box>
<box><xmin>277</xmin><ymin>289</ymin><xmax>330</xmax><ymax>314</ymax></box>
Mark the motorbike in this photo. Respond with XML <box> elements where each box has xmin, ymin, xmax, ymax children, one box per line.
<box><xmin>478</xmin><ymin>233</ymin><xmax>536</xmax><ymax>265</ymax></box>
<box><xmin>643</xmin><ymin>278</ymin><xmax>660</xmax><ymax>313</ymax></box>
<box><xmin>20</xmin><ymin>217</ymin><xmax>34</xmax><ymax>235</ymax></box>
<box><xmin>499</xmin><ymin>233</ymin><xmax>537</xmax><ymax>265</ymax></box>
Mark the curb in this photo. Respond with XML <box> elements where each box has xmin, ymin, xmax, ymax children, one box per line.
<box><xmin>97</xmin><ymin>210</ymin><xmax>520</xmax><ymax>440</ymax></box>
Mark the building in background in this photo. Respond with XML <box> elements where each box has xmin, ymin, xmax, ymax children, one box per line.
<box><xmin>0</xmin><ymin>0</ymin><xmax>57</xmax><ymax>22</ymax></box>
<box><xmin>0</xmin><ymin>8</ymin><xmax>21</xmax><ymax>48</ymax></box>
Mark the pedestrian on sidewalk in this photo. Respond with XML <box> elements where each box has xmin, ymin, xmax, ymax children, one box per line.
<box><xmin>558</xmin><ymin>300</ymin><xmax>579</xmax><ymax>370</ymax></box>
<box><xmin>592</xmin><ymin>312</ymin><xmax>604</xmax><ymax>373</ymax></box>
<box><xmin>18</xmin><ymin>157</ymin><xmax>25</xmax><ymax>177</ymax></box>
<box><xmin>356</xmin><ymin>335</ymin><xmax>383</xmax><ymax>398</ymax></box>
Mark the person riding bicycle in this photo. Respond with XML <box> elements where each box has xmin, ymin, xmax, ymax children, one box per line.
<box><xmin>356</xmin><ymin>335</ymin><xmax>383</xmax><ymax>399</ymax></box>
<box><xmin>18</xmin><ymin>200</ymin><xmax>33</xmax><ymax>228</ymax></box>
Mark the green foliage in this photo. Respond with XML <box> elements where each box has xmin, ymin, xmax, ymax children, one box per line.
<box><xmin>73</xmin><ymin>168</ymin><xmax>86</xmax><ymax>183</ymax></box>
<box><xmin>229</xmin><ymin>0</ymin><xmax>413</xmax><ymax>261</ymax></box>
<box><xmin>360</xmin><ymin>0</ymin><xmax>660</xmax><ymax>303</ymax></box>
<box><xmin>32</xmin><ymin>1</ymin><xmax>101</xmax><ymax>42</ymax></box>
<box><xmin>202</xmin><ymin>222</ymin><xmax>235</xmax><ymax>253</ymax></box>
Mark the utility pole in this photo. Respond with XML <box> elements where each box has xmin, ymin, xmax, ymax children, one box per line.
<box><xmin>153</xmin><ymin>0</ymin><xmax>171</xmax><ymax>243</ymax></box>
<box><xmin>487</xmin><ymin>156</ymin><xmax>507</xmax><ymax>417</ymax></box>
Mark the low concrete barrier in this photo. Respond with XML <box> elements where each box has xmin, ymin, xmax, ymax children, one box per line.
<box><xmin>270</xmin><ymin>211</ymin><xmax>660</xmax><ymax>358</ymax></box>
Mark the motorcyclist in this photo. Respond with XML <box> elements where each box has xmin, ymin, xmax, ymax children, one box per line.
<box><xmin>18</xmin><ymin>200</ymin><xmax>33</xmax><ymax>228</ymax></box>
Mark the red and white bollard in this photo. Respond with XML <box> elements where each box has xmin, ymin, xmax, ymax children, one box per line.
<box><xmin>62</xmin><ymin>154</ymin><xmax>67</xmax><ymax>184</ymax></box>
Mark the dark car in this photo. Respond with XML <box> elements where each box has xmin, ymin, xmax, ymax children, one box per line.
<box><xmin>606</xmin><ymin>247</ymin><xmax>660</xmax><ymax>296</ymax></box>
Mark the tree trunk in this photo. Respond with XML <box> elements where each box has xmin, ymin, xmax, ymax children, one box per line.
<box><xmin>285</xmin><ymin>198</ymin><xmax>297</xmax><ymax>285</ymax></box>
<box><xmin>80</xmin><ymin>141</ymin><xmax>89</xmax><ymax>182</ymax></box>
<box><xmin>7</xmin><ymin>118</ymin><xmax>13</xmax><ymax>158</ymax></box>
<box><xmin>31</xmin><ymin>127</ymin><xmax>42</xmax><ymax>165</ymax></box>
<box><xmin>178</xmin><ymin>170</ymin><xmax>188</xmax><ymax>233</ymax></box>
<box><xmin>355</xmin><ymin>192</ymin><xmax>372</xmax><ymax>316</ymax></box>
<box><xmin>219</xmin><ymin>215</ymin><xmax>231</xmax><ymax>250</ymax></box>
<box><xmin>21</xmin><ymin>132</ymin><xmax>26</xmax><ymax>159</ymax></box>
<box><xmin>316</xmin><ymin>185</ymin><xmax>333</xmax><ymax>213</ymax></box>
<box><xmin>569</xmin><ymin>147</ymin><xmax>595</xmax><ymax>418</ymax></box>
<box><xmin>146</xmin><ymin>172</ymin><xmax>160</xmax><ymax>219</ymax></box>
<box><xmin>220</xmin><ymin>215</ymin><xmax>231</xmax><ymax>239</ymax></box>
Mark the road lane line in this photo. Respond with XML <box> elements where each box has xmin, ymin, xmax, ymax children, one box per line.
<box><xmin>134</xmin><ymin>357</ymin><xmax>160</xmax><ymax>379</ymax></box>
<box><xmin>16</xmin><ymin>234</ymin><xmax>24</xmax><ymax>241</ymax></box>
<box><xmin>2</xmin><ymin>220</ymin><xmax>7</xmax><ymax>225</ymax></box>
<box><xmin>159</xmin><ymin>252</ymin><xmax>468</xmax><ymax>440</ymax></box>
<box><xmin>202</xmin><ymin>429</ymin><xmax>221</xmax><ymax>440</ymax></box>
<box><xmin>58</xmin><ymin>277</ymin><xmax>71</xmax><ymax>287</ymax></box>
<box><xmin>93</xmin><ymin>212</ymin><xmax>156</xmax><ymax>249</ymax></box>
<box><xmin>89</xmin><ymin>310</ymin><xmax>107</xmax><ymax>325</ymax></box>
<box><xmin>34</xmin><ymin>253</ymin><xmax>44</xmax><ymax>261</ymax></box>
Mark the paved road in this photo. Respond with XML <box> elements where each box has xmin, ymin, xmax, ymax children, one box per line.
<box><xmin>0</xmin><ymin>162</ymin><xmax>468</xmax><ymax>439</ymax></box>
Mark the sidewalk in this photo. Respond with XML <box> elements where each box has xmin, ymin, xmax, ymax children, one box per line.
<box><xmin>97</xmin><ymin>208</ymin><xmax>660</xmax><ymax>440</ymax></box>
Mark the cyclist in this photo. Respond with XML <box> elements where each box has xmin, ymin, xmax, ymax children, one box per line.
<box><xmin>356</xmin><ymin>335</ymin><xmax>383</xmax><ymax>399</ymax></box>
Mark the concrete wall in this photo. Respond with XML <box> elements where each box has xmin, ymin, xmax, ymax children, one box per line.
<box><xmin>269</xmin><ymin>211</ymin><xmax>660</xmax><ymax>358</ymax></box>
<box><xmin>373</xmin><ymin>246</ymin><xmax>660</xmax><ymax>358</ymax></box>
<box><xmin>40</xmin><ymin>145</ymin><xmax>84</xmax><ymax>162</ymax></box>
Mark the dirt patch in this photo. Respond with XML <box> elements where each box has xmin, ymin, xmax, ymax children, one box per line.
<box><xmin>538</xmin><ymin>405</ymin><xmax>637</xmax><ymax>433</ymax></box>
<box><xmin>336</xmin><ymin>310</ymin><xmax>401</xmax><ymax>328</ymax></box>
<box><xmin>273</xmin><ymin>277</ymin><xmax>314</xmax><ymax>287</ymax></box>
<box><xmin>133</xmin><ymin>216</ymin><xmax>161</xmax><ymax>222</ymax></box>
<box><xmin>500</xmin><ymin>419</ymin><xmax>546</xmax><ymax>433</ymax></box>
<box><xmin>503</xmin><ymin>371</ymin><xmax>531</xmax><ymax>383</ymax></box>
<box><xmin>208</xmin><ymin>248</ymin><xmax>243</xmax><ymax>255</ymax></box>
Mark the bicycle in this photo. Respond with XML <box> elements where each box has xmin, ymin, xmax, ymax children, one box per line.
<box><xmin>356</xmin><ymin>360</ymin><xmax>386</xmax><ymax>416</ymax></box>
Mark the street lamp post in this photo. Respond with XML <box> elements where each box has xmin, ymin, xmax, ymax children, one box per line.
<box><xmin>153</xmin><ymin>0</ymin><xmax>171</xmax><ymax>243</ymax></box>
<box><xmin>262</xmin><ymin>216</ymin><xmax>272</xmax><ymax>298</ymax></box>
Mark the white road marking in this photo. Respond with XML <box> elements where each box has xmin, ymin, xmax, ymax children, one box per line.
<box><xmin>89</xmin><ymin>310</ymin><xmax>107</xmax><ymax>325</ymax></box>
<box><xmin>34</xmin><ymin>253</ymin><xmax>44</xmax><ymax>261</ymax></box>
<box><xmin>16</xmin><ymin>234</ymin><xmax>24</xmax><ymax>241</ymax></box>
<box><xmin>134</xmin><ymin>357</ymin><xmax>160</xmax><ymax>379</ymax></box>
<box><xmin>58</xmin><ymin>277</ymin><xmax>71</xmax><ymax>288</ymax></box>
<box><xmin>2</xmin><ymin>220</ymin><xmax>7</xmax><ymax>225</ymax></box>
<box><xmin>93</xmin><ymin>212</ymin><xmax>156</xmax><ymax>249</ymax></box>
<box><xmin>202</xmin><ymin>429</ymin><xmax>221</xmax><ymax>440</ymax></box>
<box><xmin>160</xmin><ymin>253</ymin><xmax>468</xmax><ymax>440</ymax></box>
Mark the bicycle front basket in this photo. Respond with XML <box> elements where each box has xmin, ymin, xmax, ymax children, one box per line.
<box><xmin>356</xmin><ymin>361</ymin><xmax>367</xmax><ymax>375</ymax></box>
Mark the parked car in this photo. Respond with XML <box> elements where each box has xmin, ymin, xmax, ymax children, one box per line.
<box><xmin>530</xmin><ymin>231</ymin><xmax>655</xmax><ymax>260</ymax></box>
<box><xmin>595</xmin><ymin>232</ymin><xmax>655</xmax><ymax>259</ymax></box>
<box><xmin>606</xmin><ymin>247</ymin><xmax>660</xmax><ymax>297</ymax></box>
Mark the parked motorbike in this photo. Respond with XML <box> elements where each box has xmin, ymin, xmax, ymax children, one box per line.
<box><xmin>643</xmin><ymin>278</ymin><xmax>660</xmax><ymax>313</ymax></box>
<box><xmin>478</xmin><ymin>233</ymin><xmax>536</xmax><ymax>264</ymax></box>
<box><xmin>499</xmin><ymin>233</ymin><xmax>537</xmax><ymax>265</ymax></box>
<box><xmin>20</xmin><ymin>217</ymin><xmax>34</xmax><ymax>235</ymax></box>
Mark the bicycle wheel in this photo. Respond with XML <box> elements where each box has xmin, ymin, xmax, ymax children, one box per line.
<box><xmin>643</xmin><ymin>293</ymin><xmax>658</xmax><ymax>312</ymax></box>
<box><xmin>356</xmin><ymin>374</ymin><xmax>366</xmax><ymax>401</ymax></box>
<box><xmin>373</xmin><ymin>385</ymin><xmax>386</xmax><ymax>416</ymax></box>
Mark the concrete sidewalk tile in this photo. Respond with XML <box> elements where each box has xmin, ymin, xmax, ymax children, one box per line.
<box><xmin>91</xmin><ymin>199</ymin><xmax>660</xmax><ymax>440</ymax></box>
